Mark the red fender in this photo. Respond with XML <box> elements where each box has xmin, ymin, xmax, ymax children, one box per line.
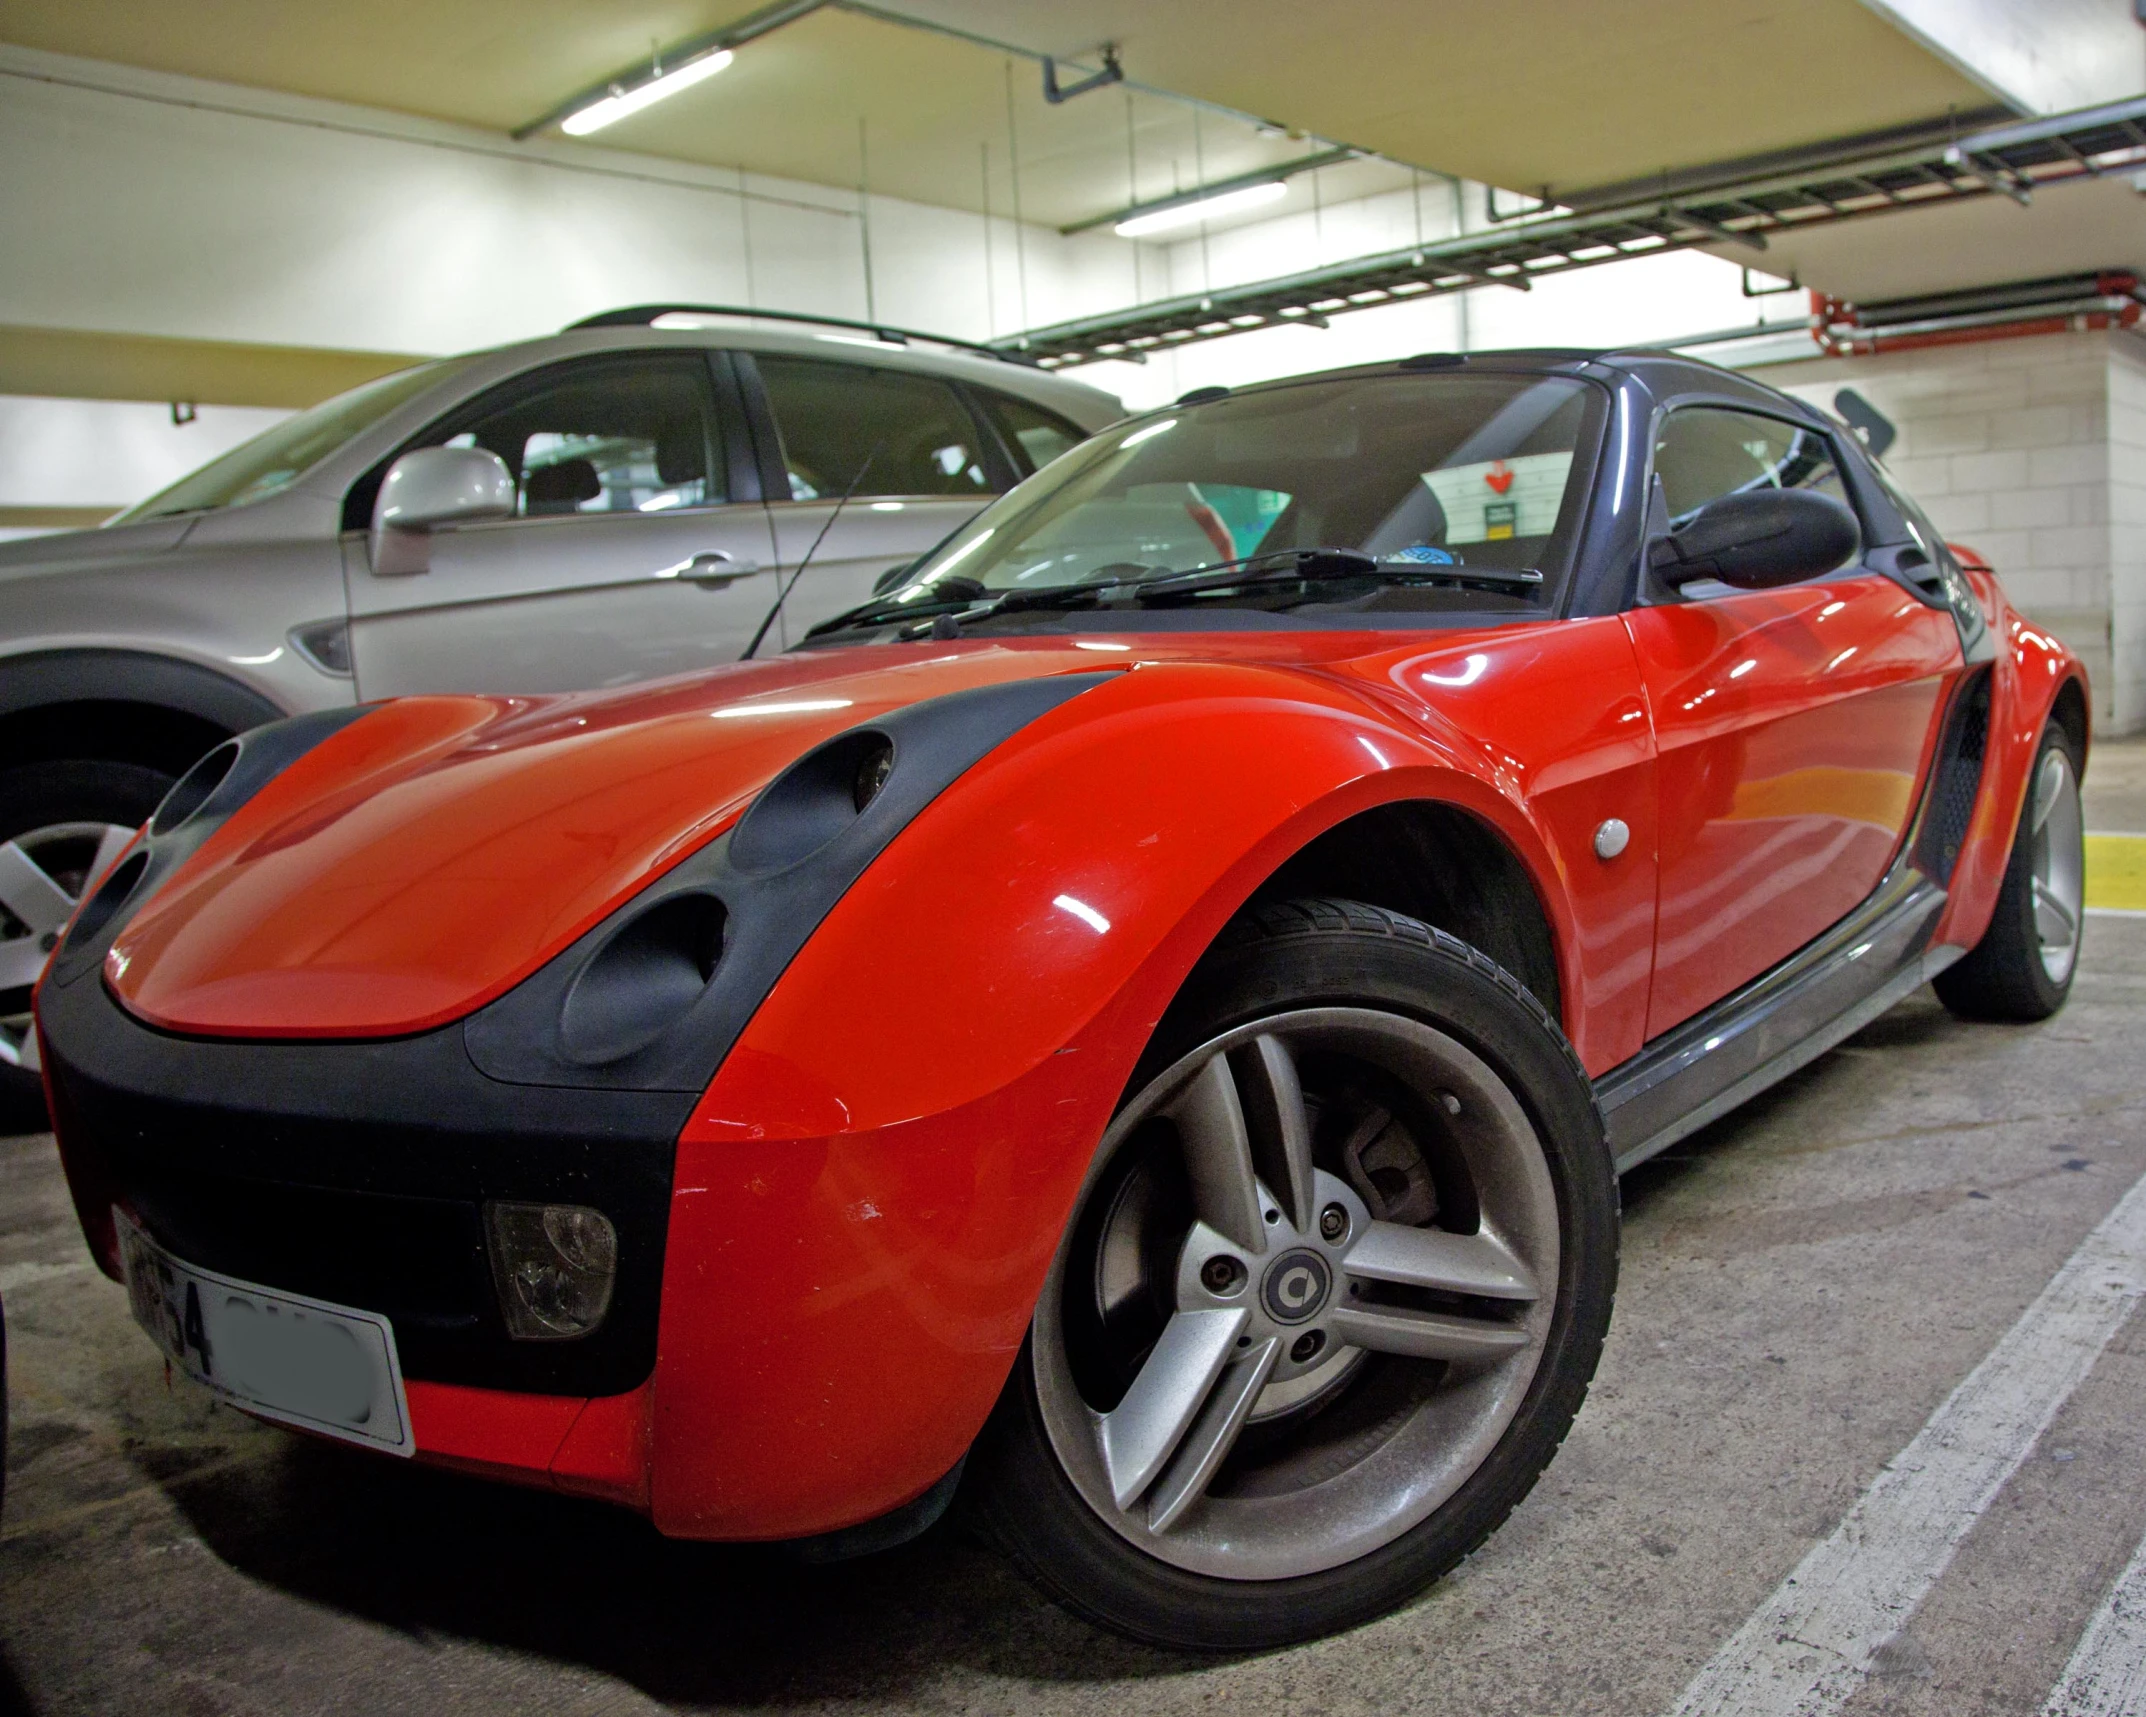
<box><xmin>651</xmin><ymin>619</ymin><xmax>1658</xmax><ymax>1538</ymax></box>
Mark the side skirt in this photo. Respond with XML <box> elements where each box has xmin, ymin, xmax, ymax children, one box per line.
<box><xmin>1596</xmin><ymin>867</ymin><xmax>1961</xmax><ymax>1174</ymax></box>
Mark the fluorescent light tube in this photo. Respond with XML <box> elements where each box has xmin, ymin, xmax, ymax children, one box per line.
<box><xmin>561</xmin><ymin>49</ymin><xmax>734</xmax><ymax>136</ymax></box>
<box><xmin>1114</xmin><ymin>180</ymin><xmax>1288</xmax><ymax>239</ymax></box>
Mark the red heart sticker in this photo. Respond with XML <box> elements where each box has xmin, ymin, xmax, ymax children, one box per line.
<box><xmin>1485</xmin><ymin>461</ymin><xmax>1515</xmax><ymax>495</ymax></box>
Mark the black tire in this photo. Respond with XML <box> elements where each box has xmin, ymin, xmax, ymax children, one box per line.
<box><xmin>1934</xmin><ymin>721</ymin><xmax>2085</xmax><ymax>1023</ymax></box>
<box><xmin>968</xmin><ymin>898</ymin><xmax>1619</xmax><ymax>1651</ymax></box>
<box><xmin>0</xmin><ymin>759</ymin><xmax>174</xmax><ymax>1130</ymax></box>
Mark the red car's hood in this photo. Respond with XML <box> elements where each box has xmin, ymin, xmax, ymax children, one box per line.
<box><xmin>107</xmin><ymin>643</ymin><xmax>1128</xmax><ymax>1038</ymax></box>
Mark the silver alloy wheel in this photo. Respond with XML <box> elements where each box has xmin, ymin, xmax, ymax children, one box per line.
<box><xmin>2029</xmin><ymin>747</ymin><xmax>2085</xmax><ymax>984</ymax></box>
<box><xmin>0</xmin><ymin>821</ymin><xmax>136</xmax><ymax>1073</ymax></box>
<box><xmin>1033</xmin><ymin>1007</ymin><xmax>1560</xmax><ymax>1581</ymax></box>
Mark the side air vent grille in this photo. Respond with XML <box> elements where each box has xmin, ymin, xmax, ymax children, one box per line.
<box><xmin>1918</xmin><ymin>668</ymin><xmax>1991</xmax><ymax>883</ymax></box>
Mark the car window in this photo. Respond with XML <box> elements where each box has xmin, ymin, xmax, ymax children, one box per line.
<box><xmin>438</xmin><ymin>357</ymin><xmax>723</xmax><ymax>517</ymax></box>
<box><xmin>756</xmin><ymin>356</ymin><xmax>993</xmax><ymax>500</ymax></box>
<box><xmin>114</xmin><ymin>358</ymin><xmax>474</xmax><ymax>522</ymax></box>
<box><xmin>1654</xmin><ymin>406</ymin><xmax>1857</xmax><ymax>540</ymax></box>
<box><xmin>1872</xmin><ymin>467</ymin><xmax>1955</xmax><ymax>568</ymax></box>
<box><xmin>889</xmin><ymin>372</ymin><xmax>1600</xmax><ymax>615</ymax></box>
<box><xmin>978</xmin><ymin>389</ymin><xmax>1089</xmax><ymax>476</ymax></box>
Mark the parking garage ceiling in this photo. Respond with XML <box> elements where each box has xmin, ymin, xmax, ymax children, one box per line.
<box><xmin>1706</xmin><ymin>177</ymin><xmax>2146</xmax><ymax>306</ymax></box>
<box><xmin>4</xmin><ymin>0</ymin><xmax>2144</xmax><ymax>382</ymax></box>
<box><xmin>0</xmin><ymin>0</ymin><xmax>2025</xmax><ymax>230</ymax></box>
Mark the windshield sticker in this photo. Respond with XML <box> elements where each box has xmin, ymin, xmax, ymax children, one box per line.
<box><xmin>1383</xmin><ymin>544</ymin><xmax>1459</xmax><ymax>565</ymax></box>
<box><xmin>1422</xmin><ymin>451</ymin><xmax>1572</xmax><ymax>544</ymax></box>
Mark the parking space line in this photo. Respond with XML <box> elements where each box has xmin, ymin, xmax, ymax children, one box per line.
<box><xmin>2041</xmin><ymin>1527</ymin><xmax>2146</xmax><ymax>1717</ymax></box>
<box><xmin>1665</xmin><ymin>1170</ymin><xmax>2146</xmax><ymax>1717</ymax></box>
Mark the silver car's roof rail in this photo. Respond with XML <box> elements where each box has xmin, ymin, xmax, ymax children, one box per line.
<box><xmin>565</xmin><ymin>303</ymin><xmax>1034</xmax><ymax>365</ymax></box>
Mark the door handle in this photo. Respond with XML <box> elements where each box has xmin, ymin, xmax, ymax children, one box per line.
<box><xmin>658</xmin><ymin>550</ymin><xmax>762</xmax><ymax>587</ymax></box>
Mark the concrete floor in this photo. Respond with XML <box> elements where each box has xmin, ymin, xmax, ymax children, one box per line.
<box><xmin>4</xmin><ymin>741</ymin><xmax>2145</xmax><ymax>1717</ymax></box>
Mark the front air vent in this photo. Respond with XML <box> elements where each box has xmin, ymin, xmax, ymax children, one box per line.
<box><xmin>62</xmin><ymin>850</ymin><xmax>148</xmax><ymax>960</ymax></box>
<box><xmin>556</xmin><ymin>893</ymin><xmax>727</xmax><ymax>1067</ymax></box>
<box><xmin>728</xmin><ymin>730</ymin><xmax>896</xmax><ymax>873</ymax></box>
<box><xmin>1916</xmin><ymin>668</ymin><xmax>1992</xmax><ymax>883</ymax></box>
<box><xmin>149</xmin><ymin>741</ymin><xmax>239</xmax><ymax>836</ymax></box>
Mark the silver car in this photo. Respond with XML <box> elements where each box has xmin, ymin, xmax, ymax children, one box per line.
<box><xmin>0</xmin><ymin>307</ymin><xmax>1121</xmax><ymax>1105</ymax></box>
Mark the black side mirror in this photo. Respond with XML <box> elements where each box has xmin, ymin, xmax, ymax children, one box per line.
<box><xmin>1650</xmin><ymin>489</ymin><xmax>1859</xmax><ymax>591</ymax></box>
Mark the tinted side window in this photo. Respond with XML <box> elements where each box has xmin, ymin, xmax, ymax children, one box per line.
<box><xmin>1874</xmin><ymin>467</ymin><xmax>1955</xmax><ymax>568</ymax></box>
<box><xmin>979</xmin><ymin>390</ymin><xmax>1088</xmax><ymax>476</ymax></box>
<box><xmin>440</xmin><ymin>358</ymin><xmax>723</xmax><ymax>517</ymax></box>
<box><xmin>1655</xmin><ymin>407</ymin><xmax>1856</xmax><ymax>548</ymax></box>
<box><xmin>757</xmin><ymin>356</ymin><xmax>993</xmax><ymax>499</ymax></box>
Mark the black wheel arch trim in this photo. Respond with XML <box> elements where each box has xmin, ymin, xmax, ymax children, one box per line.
<box><xmin>0</xmin><ymin>648</ymin><xmax>289</xmax><ymax>736</ymax></box>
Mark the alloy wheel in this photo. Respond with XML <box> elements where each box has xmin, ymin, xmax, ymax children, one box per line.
<box><xmin>2029</xmin><ymin>747</ymin><xmax>2084</xmax><ymax>985</ymax></box>
<box><xmin>0</xmin><ymin>821</ymin><xmax>135</xmax><ymax>1073</ymax></box>
<box><xmin>1032</xmin><ymin>1006</ymin><xmax>1560</xmax><ymax>1580</ymax></box>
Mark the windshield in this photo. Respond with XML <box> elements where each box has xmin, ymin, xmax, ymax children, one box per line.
<box><xmin>113</xmin><ymin>359</ymin><xmax>471</xmax><ymax>522</ymax></box>
<box><xmin>872</xmin><ymin>371</ymin><xmax>1600</xmax><ymax>620</ymax></box>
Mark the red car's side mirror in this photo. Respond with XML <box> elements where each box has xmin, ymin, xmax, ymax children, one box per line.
<box><xmin>1650</xmin><ymin>489</ymin><xmax>1860</xmax><ymax>591</ymax></box>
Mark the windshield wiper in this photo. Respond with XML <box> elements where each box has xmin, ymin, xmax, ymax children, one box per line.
<box><xmin>803</xmin><ymin>576</ymin><xmax>991</xmax><ymax>638</ymax></box>
<box><xmin>810</xmin><ymin>566</ymin><xmax>1170</xmax><ymax>639</ymax></box>
<box><xmin>808</xmin><ymin>547</ymin><xmax>1544</xmax><ymax>642</ymax></box>
<box><xmin>1131</xmin><ymin>548</ymin><xmax>1544</xmax><ymax>603</ymax></box>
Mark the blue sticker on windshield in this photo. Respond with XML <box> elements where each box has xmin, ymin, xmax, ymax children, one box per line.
<box><xmin>1384</xmin><ymin>544</ymin><xmax>1457</xmax><ymax>565</ymax></box>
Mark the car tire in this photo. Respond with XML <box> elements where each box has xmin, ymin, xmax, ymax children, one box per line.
<box><xmin>1934</xmin><ymin>722</ymin><xmax>2085</xmax><ymax>1024</ymax></box>
<box><xmin>968</xmin><ymin>897</ymin><xmax>1618</xmax><ymax>1651</ymax></box>
<box><xmin>0</xmin><ymin>759</ymin><xmax>172</xmax><ymax>1130</ymax></box>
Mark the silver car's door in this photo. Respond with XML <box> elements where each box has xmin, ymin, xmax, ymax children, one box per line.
<box><xmin>742</xmin><ymin>353</ymin><xmax>1009</xmax><ymax>648</ymax></box>
<box><xmin>345</xmin><ymin>352</ymin><xmax>780</xmax><ymax>697</ymax></box>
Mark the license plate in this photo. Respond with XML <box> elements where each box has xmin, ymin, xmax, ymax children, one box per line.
<box><xmin>115</xmin><ymin>1207</ymin><xmax>413</xmax><ymax>1456</ymax></box>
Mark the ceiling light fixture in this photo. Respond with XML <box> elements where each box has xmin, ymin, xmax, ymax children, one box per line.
<box><xmin>1113</xmin><ymin>180</ymin><xmax>1289</xmax><ymax>239</ymax></box>
<box><xmin>560</xmin><ymin>49</ymin><xmax>734</xmax><ymax>136</ymax></box>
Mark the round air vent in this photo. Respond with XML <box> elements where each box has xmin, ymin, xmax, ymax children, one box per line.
<box><xmin>64</xmin><ymin>849</ymin><xmax>149</xmax><ymax>952</ymax></box>
<box><xmin>556</xmin><ymin>892</ymin><xmax>727</xmax><ymax>1067</ymax></box>
<box><xmin>150</xmin><ymin>740</ymin><xmax>239</xmax><ymax>836</ymax></box>
<box><xmin>728</xmin><ymin>730</ymin><xmax>896</xmax><ymax>874</ymax></box>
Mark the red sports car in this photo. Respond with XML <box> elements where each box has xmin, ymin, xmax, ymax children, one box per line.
<box><xmin>37</xmin><ymin>351</ymin><xmax>2084</xmax><ymax>1650</ymax></box>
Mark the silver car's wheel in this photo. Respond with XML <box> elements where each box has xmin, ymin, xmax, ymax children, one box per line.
<box><xmin>1034</xmin><ymin>1009</ymin><xmax>1559</xmax><ymax>1579</ymax></box>
<box><xmin>971</xmin><ymin>899</ymin><xmax>1617</xmax><ymax>1650</ymax></box>
<box><xmin>0</xmin><ymin>821</ymin><xmax>136</xmax><ymax>1073</ymax></box>
<box><xmin>2028</xmin><ymin>746</ymin><xmax>2084</xmax><ymax>984</ymax></box>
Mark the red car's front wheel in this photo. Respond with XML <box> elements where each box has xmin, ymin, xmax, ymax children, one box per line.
<box><xmin>970</xmin><ymin>898</ymin><xmax>1618</xmax><ymax>1650</ymax></box>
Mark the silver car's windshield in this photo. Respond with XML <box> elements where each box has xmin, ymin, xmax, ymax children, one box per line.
<box><xmin>875</xmin><ymin>371</ymin><xmax>1598</xmax><ymax>616</ymax></box>
<box><xmin>113</xmin><ymin>358</ymin><xmax>472</xmax><ymax>522</ymax></box>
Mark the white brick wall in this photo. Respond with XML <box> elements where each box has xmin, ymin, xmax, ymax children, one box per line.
<box><xmin>1756</xmin><ymin>329</ymin><xmax>2146</xmax><ymax>735</ymax></box>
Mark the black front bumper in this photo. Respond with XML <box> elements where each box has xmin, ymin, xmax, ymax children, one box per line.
<box><xmin>40</xmin><ymin>969</ymin><xmax>694</xmax><ymax>1397</ymax></box>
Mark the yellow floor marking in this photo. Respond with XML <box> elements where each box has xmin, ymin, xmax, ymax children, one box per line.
<box><xmin>2087</xmin><ymin>833</ymin><xmax>2146</xmax><ymax>912</ymax></box>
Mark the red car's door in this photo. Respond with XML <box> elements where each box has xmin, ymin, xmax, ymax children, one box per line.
<box><xmin>1626</xmin><ymin>405</ymin><xmax>1962</xmax><ymax>1039</ymax></box>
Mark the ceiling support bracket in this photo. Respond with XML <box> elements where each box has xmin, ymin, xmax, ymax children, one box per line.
<box><xmin>1043</xmin><ymin>47</ymin><xmax>1123</xmax><ymax>105</ymax></box>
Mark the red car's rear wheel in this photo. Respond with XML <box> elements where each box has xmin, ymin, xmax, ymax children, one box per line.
<box><xmin>1936</xmin><ymin>723</ymin><xmax>2085</xmax><ymax>1022</ymax></box>
<box><xmin>971</xmin><ymin>898</ymin><xmax>1618</xmax><ymax>1650</ymax></box>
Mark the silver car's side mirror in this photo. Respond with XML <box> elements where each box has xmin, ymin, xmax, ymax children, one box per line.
<box><xmin>370</xmin><ymin>446</ymin><xmax>515</xmax><ymax>576</ymax></box>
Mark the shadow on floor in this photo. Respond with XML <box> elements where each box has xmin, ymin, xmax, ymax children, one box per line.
<box><xmin>160</xmin><ymin>1434</ymin><xmax>1202</xmax><ymax>1708</ymax></box>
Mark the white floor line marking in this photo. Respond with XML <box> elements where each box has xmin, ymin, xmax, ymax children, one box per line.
<box><xmin>2087</xmin><ymin>907</ymin><xmax>2146</xmax><ymax>920</ymax></box>
<box><xmin>1666</xmin><ymin>1169</ymin><xmax>2146</xmax><ymax>1717</ymax></box>
<box><xmin>2042</xmin><ymin>1527</ymin><xmax>2146</xmax><ymax>1716</ymax></box>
